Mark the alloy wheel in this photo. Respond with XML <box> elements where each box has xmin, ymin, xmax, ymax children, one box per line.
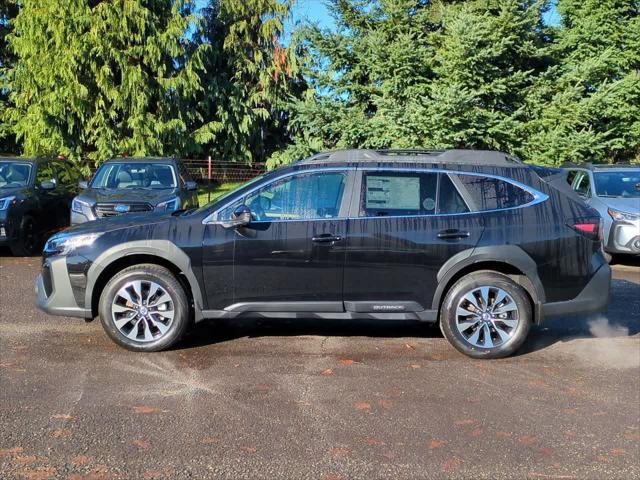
<box><xmin>111</xmin><ymin>280</ymin><xmax>175</xmax><ymax>342</ymax></box>
<box><xmin>455</xmin><ymin>285</ymin><xmax>520</xmax><ymax>349</ymax></box>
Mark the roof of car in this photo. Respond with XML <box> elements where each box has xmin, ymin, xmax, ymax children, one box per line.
<box><xmin>105</xmin><ymin>157</ymin><xmax>177</xmax><ymax>164</ymax></box>
<box><xmin>0</xmin><ymin>156</ymin><xmax>50</xmax><ymax>164</ymax></box>
<box><xmin>297</xmin><ymin>149</ymin><xmax>524</xmax><ymax>167</ymax></box>
<box><xmin>562</xmin><ymin>162</ymin><xmax>640</xmax><ymax>171</ymax></box>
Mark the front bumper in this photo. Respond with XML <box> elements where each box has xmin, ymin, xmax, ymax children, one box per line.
<box><xmin>35</xmin><ymin>256</ymin><xmax>92</xmax><ymax>319</ymax></box>
<box><xmin>541</xmin><ymin>262</ymin><xmax>611</xmax><ymax>319</ymax></box>
<box><xmin>605</xmin><ymin>219</ymin><xmax>640</xmax><ymax>255</ymax></box>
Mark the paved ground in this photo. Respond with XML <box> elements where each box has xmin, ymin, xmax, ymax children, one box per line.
<box><xmin>0</xmin><ymin>253</ymin><xmax>638</xmax><ymax>480</ymax></box>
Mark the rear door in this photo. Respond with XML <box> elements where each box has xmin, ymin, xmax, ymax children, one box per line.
<box><xmin>342</xmin><ymin>169</ymin><xmax>484</xmax><ymax>314</ymax></box>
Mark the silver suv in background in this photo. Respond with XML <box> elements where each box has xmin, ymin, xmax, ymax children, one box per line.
<box><xmin>565</xmin><ymin>164</ymin><xmax>640</xmax><ymax>261</ymax></box>
<box><xmin>71</xmin><ymin>157</ymin><xmax>199</xmax><ymax>224</ymax></box>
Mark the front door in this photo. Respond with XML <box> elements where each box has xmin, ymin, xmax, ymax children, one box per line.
<box><xmin>203</xmin><ymin>169</ymin><xmax>353</xmax><ymax>312</ymax></box>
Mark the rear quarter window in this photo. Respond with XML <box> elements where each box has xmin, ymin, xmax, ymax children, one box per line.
<box><xmin>454</xmin><ymin>174</ymin><xmax>534</xmax><ymax>211</ymax></box>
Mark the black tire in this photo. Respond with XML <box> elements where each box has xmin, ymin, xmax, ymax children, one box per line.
<box><xmin>98</xmin><ymin>264</ymin><xmax>190</xmax><ymax>352</ymax></box>
<box><xmin>439</xmin><ymin>271</ymin><xmax>532</xmax><ymax>359</ymax></box>
<box><xmin>10</xmin><ymin>215</ymin><xmax>40</xmax><ymax>256</ymax></box>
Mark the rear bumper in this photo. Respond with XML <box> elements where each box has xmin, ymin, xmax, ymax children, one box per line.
<box><xmin>541</xmin><ymin>262</ymin><xmax>611</xmax><ymax>319</ymax></box>
<box><xmin>35</xmin><ymin>256</ymin><xmax>92</xmax><ymax>319</ymax></box>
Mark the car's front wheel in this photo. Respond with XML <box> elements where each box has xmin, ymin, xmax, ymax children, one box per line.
<box><xmin>98</xmin><ymin>264</ymin><xmax>190</xmax><ymax>352</ymax></box>
<box><xmin>440</xmin><ymin>271</ymin><xmax>532</xmax><ymax>359</ymax></box>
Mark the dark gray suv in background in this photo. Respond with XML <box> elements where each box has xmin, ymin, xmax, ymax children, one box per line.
<box><xmin>36</xmin><ymin>149</ymin><xmax>611</xmax><ymax>359</ymax></box>
<box><xmin>71</xmin><ymin>157</ymin><xmax>199</xmax><ymax>224</ymax></box>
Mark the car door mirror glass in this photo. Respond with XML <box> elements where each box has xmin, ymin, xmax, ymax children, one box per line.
<box><xmin>185</xmin><ymin>180</ymin><xmax>197</xmax><ymax>191</ymax></box>
<box><xmin>221</xmin><ymin>205</ymin><xmax>252</xmax><ymax>229</ymax></box>
<box><xmin>40</xmin><ymin>180</ymin><xmax>56</xmax><ymax>190</ymax></box>
<box><xmin>78</xmin><ymin>180</ymin><xmax>89</xmax><ymax>189</ymax></box>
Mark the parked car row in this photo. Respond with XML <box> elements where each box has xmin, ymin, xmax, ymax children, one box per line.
<box><xmin>0</xmin><ymin>156</ymin><xmax>199</xmax><ymax>255</ymax></box>
<box><xmin>34</xmin><ymin>149</ymin><xmax>613</xmax><ymax>358</ymax></box>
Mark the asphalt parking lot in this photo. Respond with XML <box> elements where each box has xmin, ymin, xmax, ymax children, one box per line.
<box><xmin>1</xmin><ymin>254</ymin><xmax>638</xmax><ymax>480</ymax></box>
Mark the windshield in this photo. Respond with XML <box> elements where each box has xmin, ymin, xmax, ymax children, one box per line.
<box><xmin>0</xmin><ymin>161</ymin><xmax>33</xmax><ymax>188</ymax></box>
<box><xmin>594</xmin><ymin>171</ymin><xmax>640</xmax><ymax>198</ymax></box>
<box><xmin>91</xmin><ymin>162</ymin><xmax>177</xmax><ymax>189</ymax></box>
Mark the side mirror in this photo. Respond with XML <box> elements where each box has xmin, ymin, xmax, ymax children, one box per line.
<box><xmin>185</xmin><ymin>180</ymin><xmax>197</xmax><ymax>191</ymax></box>
<box><xmin>79</xmin><ymin>180</ymin><xmax>89</xmax><ymax>189</ymax></box>
<box><xmin>222</xmin><ymin>205</ymin><xmax>252</xmax><ymax>229</ymax></box>
<box><xmin>40</xmin><ymin>180</ymin><xmax>56</xmax><ymax>190</ymax></box>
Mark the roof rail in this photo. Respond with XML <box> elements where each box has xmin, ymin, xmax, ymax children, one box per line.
<box><xmin>300</xmin><ymin>148</ymin><xmax>523</xmax><ymax>166</ymax></box>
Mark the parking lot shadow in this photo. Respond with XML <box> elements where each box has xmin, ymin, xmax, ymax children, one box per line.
<box><xmin>178</xmin><ymin>278</ymin><xmax>639</xmax><ymax>356</ymax></box>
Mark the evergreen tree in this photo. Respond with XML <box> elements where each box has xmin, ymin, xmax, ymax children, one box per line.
<box><xmin>4</xmin><ymin>0</ymin><xmax>204</xmax><ymax>163</ymax></box>
<box><xmin>0</xmin><ymin>0</ymin><xmax>19</xmax><ymax>153</ymax></box>
<box><xmin>191</xmin><ymin>0</ymin><xmax>298</xmax><ymax>163</ymax></box>
<box><xmin>522</xmin><ymin>0</ymin><xmax>640</xmax><ymax>165</ymax></box>
<box><xmin>269</xmin><ymin>0</ymin><xmax>548</xmax><ymax>168</ymax></box>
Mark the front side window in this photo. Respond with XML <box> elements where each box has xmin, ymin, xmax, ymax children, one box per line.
<box><xmin>594</xmin><ymin>171</ymin><xmax>640</xmax><ymax>198</ymax></box>
<box><xmin>91</xmin><ymin>162</ymin><xmax>177</xmax><ymax>189</ymax></box>
<box><xmin>0</xmin><ymin>161</ymin><xmax>32</xmax><ymax>188</ymax></box>
<box><xmin>455</xmin><ymin>174</ymin><xmax>534</xmax><ymax>211</ymax></box>
<box><xmin>361</xmin><ymin>171</ymin><xmax>438</xmax><ymax>217</ymax></box>
<box><xmin>245</xmin><ymin>171</ymin><xmax>347</xmax><ymax>222</ymax></box>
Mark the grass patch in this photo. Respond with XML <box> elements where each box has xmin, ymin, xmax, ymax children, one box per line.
<box><xmin>197</xmin><ymin>181</ymin><xmax>244</xmax><ymax>207</ymax></box>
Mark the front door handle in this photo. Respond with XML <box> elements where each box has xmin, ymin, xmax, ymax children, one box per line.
<box><xmin>437</xmin><ymin>229</ymin><xmax>470</xmax><ymax>240</ymax></box>
<box><xmin>312</xmin><ymin>234</ymin><xmax>343</xmax><ymax>244</ymax></box>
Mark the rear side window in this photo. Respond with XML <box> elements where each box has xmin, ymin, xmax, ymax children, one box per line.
<box><xmin>454</xmin><ymin>174</ymin><xmax>534</xmax><ymax>211</ymax></box>
<box><xmin>361</xmin><ymin>171</ymin><xmax>438</xmax><ymax>216</ymax></box>
<box><xmin>438</xmin><ymin>174</ymin><xmax>469</xmax><ymax>214</ymax></box>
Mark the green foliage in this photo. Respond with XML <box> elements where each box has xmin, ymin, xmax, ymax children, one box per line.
<box><xmin>0</xmin><ymin>0</ymin><xmax>19</xmax><ymax>153</ymax></box>
<box><xmin>521</xmin><ymin>0</ymin><xmax>640</xmax><ymax>164</ymax></box>
<box><xmin>273</xmin><ymin>0</ymin><xmax>639</xmax><ymax>167</ymax></box>
<box><xmin>1</xmin><ymin>0</ymin><xmax>637</xmax><ymax>167</ymax></box>
<box><xmin>190</xmin><ymin>0</ymin><xmax>299</xmax><ymax>163</ymax></box>
<box><xmin>4</xmin><ymin>0</ymin><xmax>204</xmax><ymax>164</ymax></box>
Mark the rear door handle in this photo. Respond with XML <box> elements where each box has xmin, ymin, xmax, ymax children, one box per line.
<box><xmin>437</xmin><ymin>229</ymin><xmax>470</xmax><ymax>240</ymax></box>
<box><xmin>312</xmin><ymin>234</ymin><xmax>342</xmax><ymax>244</ymax></box>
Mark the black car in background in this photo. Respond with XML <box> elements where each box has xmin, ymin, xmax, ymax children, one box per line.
<box><xmin>0</xmin><ymin>157</ymin><xmax>83</xmax><ymax>256</ymax></box>
<box><xmin>36</xmin><ymin>149</ymin><xmax>611</xmax><ymax>359</ymax></box>
<box><xmin>71</xmin><ymin>157</ymin><xmax>199</xmax><ymax>224</ymax></box>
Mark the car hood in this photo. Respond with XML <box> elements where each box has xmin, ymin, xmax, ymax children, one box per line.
<box><xmin>61</xmin><ymin>211</ymin><xmax>174</xmax><ymax>236</ymax></box>
<box><xmin>593</xmin><ymin>196</ymin><xmax>640</xmax><ymax>213</ymax></box>
<box><xmin>78</xmin><ymin>187</ymin><xmax>179</xmax><ymax>205</ymax></box>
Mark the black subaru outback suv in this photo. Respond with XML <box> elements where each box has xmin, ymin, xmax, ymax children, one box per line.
<box><xmin>35</xmin><ymin>149</ymin><xmax>611</xmax><ymax>359</ymax></box>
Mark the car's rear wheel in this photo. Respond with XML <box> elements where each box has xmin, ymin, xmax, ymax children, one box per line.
<box><xmin>10</xmin><ymin>215</ymin><xmax>40</xmax><ymax>256</ymax></box>
<box><xmin>440</xmin><ymin>271</ymin><xmax>531</xmax><ymax>359</ymax></box>
<box><xmin>99</xmin><ymin>264</ymin><xmax>190</xmax><ymax>352</ymax></box>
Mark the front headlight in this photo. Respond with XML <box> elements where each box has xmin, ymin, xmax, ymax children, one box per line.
<box><xmin>71</xmin><ymin>198</ymin><xmax>90</xmax><ymax>214</ymax></box>
<box><xmin>157</xmin><ymin>197</ymin><xmax>179</xmax><ymax>212</ymax></box>
<box><xmin>44</xmin><ymin>232</ymin><xmax>103</xmax><ymax>256</ymax></box>
<box><xmin>608</xmin><ymin>208</ymin><xmax>640</xmax><ymax>222</ymax></box>
<box><xmin>0</xmin><ymin>196</ymin><xmax>16</xmax><ymax>210</ymax></box>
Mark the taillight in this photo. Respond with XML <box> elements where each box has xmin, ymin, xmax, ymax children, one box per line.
<box><xmin>570</xmin><ymin>218</ymin><xmax>602</xmax><ymax>241</ymax></box>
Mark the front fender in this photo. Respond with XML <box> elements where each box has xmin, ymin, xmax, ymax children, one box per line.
<box><xmin>84</xmin><ymin>239</ymin><xmax>205</xmax><ymax>321</ymax></box>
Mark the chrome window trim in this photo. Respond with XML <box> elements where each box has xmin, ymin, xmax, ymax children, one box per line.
<box><xmin>357</xmin><ymin>167</ymin><xmax>548</xmax><ymax>219</ymax></box>
<box><xmin>202</xmin><ymin>166</ymin><xmax>549</xmax><ymax>224</ymax></box>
